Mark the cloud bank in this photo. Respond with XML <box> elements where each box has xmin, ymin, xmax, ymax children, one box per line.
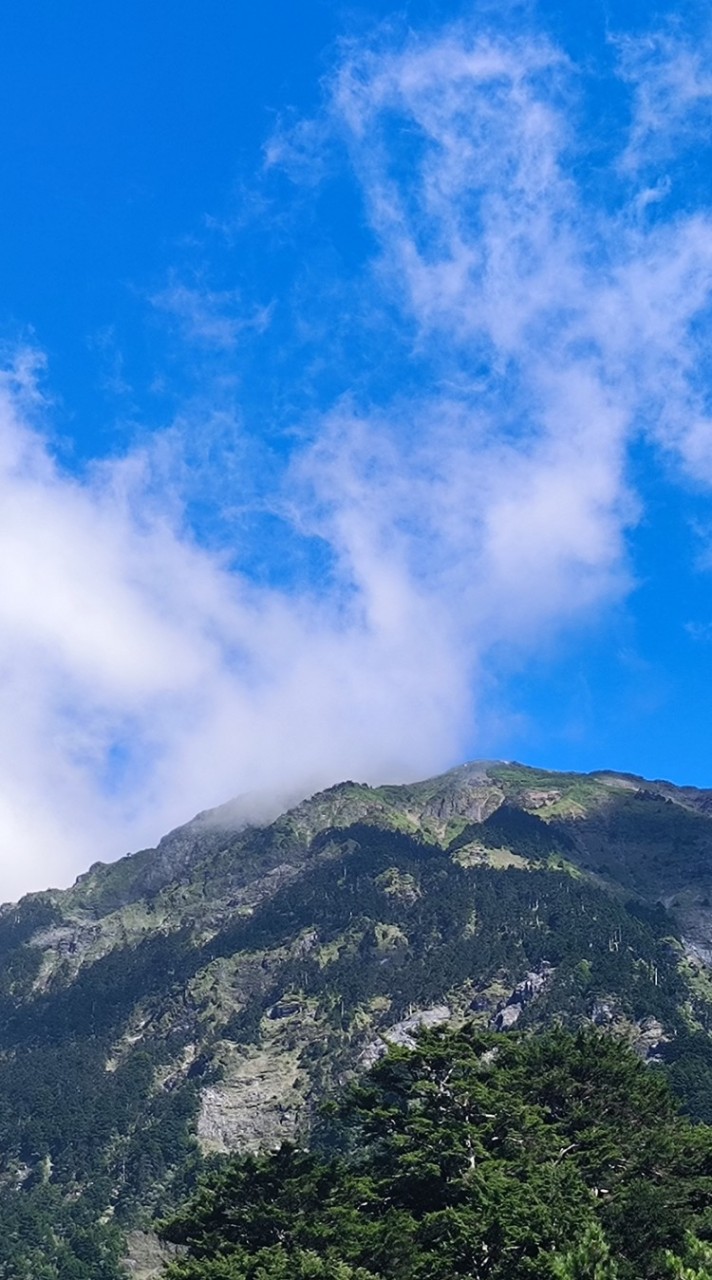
<box><xmin>2</xmin><ymin>11</ymin><xmax>712</xmax><ymax>900</ymax></box>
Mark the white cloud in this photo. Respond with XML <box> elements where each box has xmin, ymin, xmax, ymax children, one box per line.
<box><xmin>297</xmin><ymin>19</ymin><xmax>712</xmax><ymax>583</ymax></box>
<box><xmin>0</xmin><ymin>356</ymin><xmax>471</xmax><ymax>902</ymax></box>
<box><xmin>3</xmin><ymin>14</ymin><xmax>712</xmax><ymax>901</ymax></box>
<box><xmin>616</xmin><ymin>27</ymin><xmax>712</xmax><ymax>173</ymax></box>
<box><xmin>151</xmin><ymin>275</ymin><xmax>272</xmax><ymax>351</ymax></box>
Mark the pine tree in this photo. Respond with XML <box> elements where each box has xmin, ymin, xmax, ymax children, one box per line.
<box><xmin>551</xmin><ymin>1223</ymin><xmax>620</xmax><ymax>1279</ymax></box>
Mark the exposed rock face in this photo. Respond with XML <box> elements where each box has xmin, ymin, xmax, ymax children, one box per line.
<box><xmin>635</xmin><ymin>1015</ymin><xmax>669</xmax><ymax>1058</ymax></box>
<box><xmin>122</xmin><ymin>1232</ymin><xmax>181</xmax><ymax>1280</ymax></box>
<box><xmin>420</xmin><ymin>775</ymin><xmax>503</xmax><ymax>827</ymax></box>
<box><xmin>197</xmin><ymin>1040</ymin><xmax>306</xmax><ymax>1153</ymax></box>
<box><xmin>523</xmin><ymin>789</ymin><xmax>562</xmax><ymax>809</ymax></box>
<box><xmin>360</xmin><ymin>1006</ymin><xmax>452</xmax><ymax>1068</ymax></box>
<box><xmin>494</xmin><ymin>1005</ymin><xmax>523</xmax><ymax>1030</ymax></box>
<box><xmin>592</xmin><ymin>999</ymin><xmax>615</xmax><ymax>1025</ymax></box>
<box><xmin>492</xmin><ymin>965</ymin><xmax>554</xmax><ymax>1031</ymax></box>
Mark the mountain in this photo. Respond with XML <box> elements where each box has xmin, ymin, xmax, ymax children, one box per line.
<box><xmin>2</xmin><ymin>760</ymin><xmax>712</xmax><ymax>1278</ymax></box>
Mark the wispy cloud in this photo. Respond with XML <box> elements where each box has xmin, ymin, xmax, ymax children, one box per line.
<box><xmin>3</xmin><ymin>10</ymin><xmax>712</xmax><ymax>900</ymax></box>
<box><xmin>616</xmin><ymin>25</ymin><xmax>712</xmax><ymax>173</ymax></box>
<box><xmin>286</xmin><ymin>18</ymin><xmax>712</xmax><ymax>641</ymax></box>
<box><xmin>151</xmin><ymin>274</ymin><xmax>272</xmax><ymax>351</ymax></box>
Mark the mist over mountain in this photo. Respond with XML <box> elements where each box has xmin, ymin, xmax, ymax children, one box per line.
<box><xmin>5</xmin><ymin>4</ymin><xmax>712</xmax><ymax>905</ymax></box>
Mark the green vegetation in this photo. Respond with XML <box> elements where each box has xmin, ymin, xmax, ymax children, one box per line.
<box><xmin>1</xmin><ymin>762</ymin><xmax>712</xmax><ymax>1275</ymax></box>
<box><xmin>211</xmin><ymin>824</ymin><xmax>697</xmax><ymax>1047</ymax></box>
<box><xmin>0</xmin><ymin>1184</ymin><xmax>124</xmax><ymax>1280</ymax></box>
<box><xmin>161</xmin><ymin>1026</ymin><xmax>712</xmax><ymax>1280</ymax></box>
<box><xmin>0</xmin><ymin>929</ymin><xmax>204</xmax><ymax>1278</ymax></box>
<box><xmin>449</xmin><ymin>802</ymin><xmax>575</xmax><ymax>860</ymax></box>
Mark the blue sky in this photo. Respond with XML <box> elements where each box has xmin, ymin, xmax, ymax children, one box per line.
<box><xmin>1</xmin><ymin>0</ymin><xmax>712</xmax><ymax>897</ymax></box>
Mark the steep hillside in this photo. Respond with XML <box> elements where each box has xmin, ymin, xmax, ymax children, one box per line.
<box><xmin>2</xmin><ymin>761</ymin><xmax>712</xmax><ymax>1278</ymax></box>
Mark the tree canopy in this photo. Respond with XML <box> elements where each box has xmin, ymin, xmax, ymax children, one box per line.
<box><xmin>161</xmin><ymin>1026</ymin><xmax>712</xmax><ymax>1279</ymax></box>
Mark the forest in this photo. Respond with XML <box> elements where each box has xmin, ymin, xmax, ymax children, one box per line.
<box><xmin>161</xmin><ymin>1025</ymin><xmax>712</xmax><ymax>1279</ymax></box>
<box><xmin>1</xmin><ymin>802</ymin><xmax>712</xmax><ymax>1278</ymax></box>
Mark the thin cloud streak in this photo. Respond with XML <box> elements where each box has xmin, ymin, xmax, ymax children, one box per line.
<box><xmin>151</xmin><ymin>275</ymin><xmax>272</xmax><ymax>351</ymax></box>
<box><xmin>616</xmin><ymin>26</ymin><xmax>712</xmax><ymax>173</ymax></box>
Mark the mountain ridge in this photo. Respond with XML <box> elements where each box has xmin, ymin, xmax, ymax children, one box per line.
<box><xmin>10</xmin><ymin>757</ymin><xmax>712</xmax><ymax>950</ymax></box>
<box><xmin>3</xmin><ymin>759</ymin><xmax>712</xmax><ymax>1279</ymax></box>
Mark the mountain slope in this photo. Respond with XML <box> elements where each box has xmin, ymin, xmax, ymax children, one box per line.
<box><xmin>2</xmin><ymin>761</ymin><xmax>712</xmax><ymax>1278</ymax></box>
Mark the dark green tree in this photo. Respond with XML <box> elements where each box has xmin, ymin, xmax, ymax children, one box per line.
<box><xmin>161</xmin><ymin>1027</ymin><xmax>712</xmax><ymax>1280</ymax></box>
